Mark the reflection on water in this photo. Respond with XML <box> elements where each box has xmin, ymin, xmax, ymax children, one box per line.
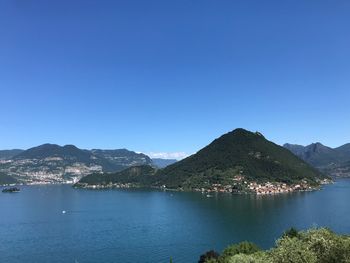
<box><xmin>0</xmin><ymin>180</ymin><xmax>349</xmax><ymax>263</ymax></box>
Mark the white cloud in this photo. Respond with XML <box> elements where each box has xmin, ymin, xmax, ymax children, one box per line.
<box><xmin>143</xmin><ymin>152</ymin><xmax>190</xmax><ymax>160</ymax></box>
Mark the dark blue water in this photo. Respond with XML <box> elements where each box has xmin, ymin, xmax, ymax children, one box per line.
<box><xmin>1</xmin><ymin>180</ymin><xmax>350</xmax><ymax>263</ymax></box>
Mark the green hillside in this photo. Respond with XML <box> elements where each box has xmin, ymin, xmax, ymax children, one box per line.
<box><xmin>198</xmin><ymin>227</ymin><xmax>350</xmax><ymax>263</ymax></box>
<box><xmin>77</xmin><ymin>165</ymin><xmax>157</xmax><ymax>187</ymax></box>
<box><xmin>77</xmin><ymin>129</ymin><xmax>326</xmax><ymax>190</ymax></box>
<box><xmin>155</xmin><ymin>129</ymin><xmax>325</xmax><ymax>189</ymax></box>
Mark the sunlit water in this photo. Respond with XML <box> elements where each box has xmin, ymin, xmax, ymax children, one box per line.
<box><xmin>1</xmin><ymin>179</ymin><xmax>349</xmax><ymax>263</ymax></box>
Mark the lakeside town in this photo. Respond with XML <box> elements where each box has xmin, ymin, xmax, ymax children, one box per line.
<box><xmin>74</xmin><ymin>174</ymin><xmax>333</xmax><ymax>195</ymax></box>
<box><xmin>0</xmin><ymin>158</ymin><xmax>101</xmax><ymax>185</ymax></box>
<box><xmin>193</xmin><ymin>175</ymin><xmax>333</xmax><ymax>195</ymax></box>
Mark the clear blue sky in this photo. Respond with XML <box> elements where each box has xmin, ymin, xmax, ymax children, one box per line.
<box><xmin>1</xmin><ymin>0</ymin><xmax>350</xmax><ymax>157</ymax></box>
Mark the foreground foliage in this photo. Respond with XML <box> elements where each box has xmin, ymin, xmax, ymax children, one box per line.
<box><xmin>198</xmin><ymin>228</ymin><xmax>350</xmax><ymax>263</ymax></box>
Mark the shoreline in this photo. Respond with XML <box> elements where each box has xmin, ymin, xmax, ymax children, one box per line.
<box><xmin>1</xmin><ymin>179</ymin><xmax>336</xmax><ymax>196</ymax></box>
<box><xmin>73</xmin><ymin>179</ymin><xmax>333</xmax><ymax>196</ymax></box>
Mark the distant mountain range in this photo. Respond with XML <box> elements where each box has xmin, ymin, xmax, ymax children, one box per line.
<box><xmin>284</xmin><ymin>143</ymin><xmax>350</xmax><ymax>177</ymax></box>
<box><xmin>3</xmin><ymin>130</ymin><xmax>348</xmax><ymax>187</ymax></box>
<box><xmin>78</xmin><ymin>129</ymin><xmax>326</xmax><ymax>192</ymax></box>
<box><xmin>151</xmin><ymin>158</ymin><xmax>177</xmax><ymax>168</ymax></box>
<box><xmin>0</xmin><ymin>144</ymin><xmax>173</xmax><ymax>184</ymax></box>
<box><xmin>0</xmin><ymin>149</ymin><xmax>24</xmax><ymax>160</ymax></box>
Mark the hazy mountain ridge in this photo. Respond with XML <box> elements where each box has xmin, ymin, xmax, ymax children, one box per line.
<box><xmin>91</xmin><ymin>149</ymin><xmax>152</xmax><ymax>171</ymax></box>
<box><xmin>151</xmin><ymin>158</ymin><xmax>177</xmax><ymax>168</ymax></box>
<box><xmin>0</xmin><ymin>144</ymin><xmax>153</xmax><ymax>184</ymax></box>
<box><xmin>284</xmin><ymin>142</ymin><xmax>350</xmax><ymax>177</ymax></box>
<box><xmin>335</xmin><ymin>143</ymin><xmax>350</xmax><ymax>156</ymax></box>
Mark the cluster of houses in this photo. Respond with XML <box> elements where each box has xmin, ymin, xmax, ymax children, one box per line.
<box><xmin>247</xmin><ymin>181</ymin><xmax>311</xmax><ymax>195</ymax></box>
<box><xmin>76</xmin><ymin>182</ymin><xmax>134</xmax><ymax>189</ymax></box>
<box><xmin>77</xmin><ymin>175</ymin><xmax>332</xmax><ymax>194</ymax></box>
<box><xmin>192</xmin><ymin>175</ymin><xmax>329</xmax><ymax>195</ymax></box>
<box><xmin>0</xmin><ymin>158</ymin><xmax>104</xmax><ymax>185</ymax></box>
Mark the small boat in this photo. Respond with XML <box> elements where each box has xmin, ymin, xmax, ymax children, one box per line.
<box><xmin>2</xmin><ymin>187</ymin><xmax>20</xmax><ymax>193</ymax></box>
<box><xmin>206</xmin><ymin>194</ymin><xmax>212</xmax><ymax>198</ymax></box>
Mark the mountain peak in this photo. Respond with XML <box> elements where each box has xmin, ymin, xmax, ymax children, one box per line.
<box><xmin>218</xmin><ymin>128</ymin><xmax>265</xmax><ymax>143</ymax></box>
<box><xmin>307</xmin><ymin>143</ymin><xmax>332</xmax><ymax>153</ymax></box>
<box><xmin>229</xmin><ymin>128</ymin><xmax>254</xmax><ymax>135</ymax></box>
<box><xmin>311</xmin><ymin>142</ymin><xmax>324</xmax><ymax>146</ymax></box>
<box><xmin>14</xmin><ymin>143</ymin><xmax>90</xmax><ymax>160</ymax></box>
<box><xmin>284</xmin><ymin>141</ymin><xmax>350</xmax><ymax>168</ymax></box>
<box><xmin>38</xmin><ymin>143</ymin><xmax>60</xmax><ymax>149</ymax></box>
<box><xmin>156</xmin><ymin>128</ymin><xmax>324</xmax><ymax>188</ymax></box>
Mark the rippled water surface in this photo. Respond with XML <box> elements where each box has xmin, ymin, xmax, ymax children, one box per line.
<box><xmin>1</xmin><ymin>180</ymin><xmax>350</xmax><ymax>263</ymax></box>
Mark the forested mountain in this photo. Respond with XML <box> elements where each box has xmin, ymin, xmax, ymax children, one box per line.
<box><xmin>78</xmin><ymin>165</ymin><xmax>157</xmax><ymax>187</ymax></box>
<box><xmin>78</xmin><ymin>129</ymin><xmax>326</xmax><ymax>191</ymax></box>
<box><xmin>155</xmin><ymin>129</ymin><xmax>325</xmax><ymax>189</ymax></box>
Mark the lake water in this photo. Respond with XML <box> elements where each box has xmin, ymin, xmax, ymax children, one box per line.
<box><xmin>1</xmin><ymin>179</ymin><xmax>350</xmax><ymax>263</ymax></box>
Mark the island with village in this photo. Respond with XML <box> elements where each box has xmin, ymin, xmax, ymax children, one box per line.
<box><xmin>75</xmin><ymin>173</ymin><xmax>333</xmax><ymax>196</ymax></box>
<box><xmin>192</xmin><ymin>176</ymin><xmax>332</xmax><ymax>195</ymax></box>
